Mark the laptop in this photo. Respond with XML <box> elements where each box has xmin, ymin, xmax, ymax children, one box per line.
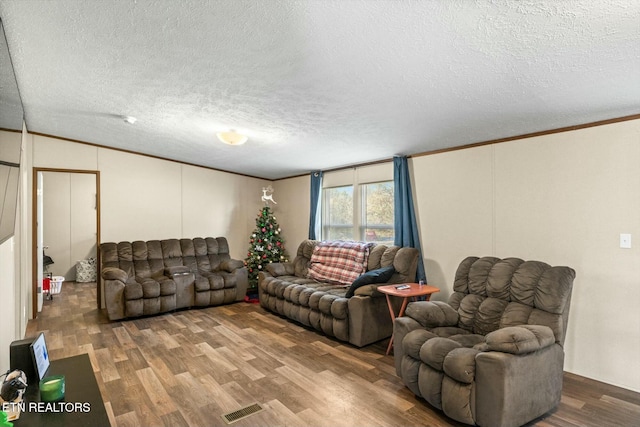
<box><xmin>29</xmin><ymin>332</ymin><xmax>51</xmax><ymax>381</ymax></box>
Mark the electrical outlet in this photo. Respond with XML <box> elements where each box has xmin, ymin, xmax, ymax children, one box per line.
<box><xmin>620</xmin><ymin>233</ymin><xmax>631</xmax><ymax>249</ymax></box>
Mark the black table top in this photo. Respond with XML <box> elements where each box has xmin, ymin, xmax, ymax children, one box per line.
<box><xmin>13</xmin><ymin>354</ymin><xmax>110</xmax><ymax>427</ymax></box>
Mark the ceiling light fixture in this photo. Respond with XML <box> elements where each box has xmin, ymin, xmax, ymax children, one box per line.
<box><xmin>124</xmin><ymin>116</ymin><xmax>137</xmax><ymax>124</ymax></box>
<box><xmin>216</xmin><ymin>130</ymin><xmax>248</xmax><ymax>146</ymax></box>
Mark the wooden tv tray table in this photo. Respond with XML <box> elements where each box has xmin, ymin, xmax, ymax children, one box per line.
<box><xmin>378</xmin><ymin>283</ymin><xmax>440</xmax><ymax>355</ymax></box>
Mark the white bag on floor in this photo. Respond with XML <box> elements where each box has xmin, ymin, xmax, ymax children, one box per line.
<box><xmin>76</xmin><ymin>258</ymin><xmax>97</xmax><ymax>282</ymax></box>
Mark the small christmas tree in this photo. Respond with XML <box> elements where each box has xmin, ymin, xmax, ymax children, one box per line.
<box><xmin>244</xmin><ymin>201</ymin><xmax>289</xmax><ymax>293</ymax></box>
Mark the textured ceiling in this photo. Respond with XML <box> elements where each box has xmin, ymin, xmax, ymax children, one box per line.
<box><xmin>0</xmin><ymin>0</ymin><xmax>639</xmax><ymax>179</ymax></box>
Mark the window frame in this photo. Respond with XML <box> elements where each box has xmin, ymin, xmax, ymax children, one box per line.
<box><xmin>359</xmin><ymin>180</ymin><xmax>394</xmax><ymax>243</ymax></box>
<box><xmin>321</xmin><ymin>184</ymin><xmax>355</xmax><ymax>241</ymax></box>
<box><xmin>321</xmin><ymin>178</ymin><xmax>394</xmax><ymax>243</ymax></box>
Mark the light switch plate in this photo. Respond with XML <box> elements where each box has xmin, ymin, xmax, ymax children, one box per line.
<box><xmin>620</xmin><ymin>233</ymin><xmax>631</xmax><ymax>249</ymax></box>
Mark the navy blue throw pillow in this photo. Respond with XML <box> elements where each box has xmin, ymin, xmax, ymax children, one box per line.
<box><xmin>345</xmin><ymin>265</ymin><xmax>396</xmax><ymax>298</ymax></box>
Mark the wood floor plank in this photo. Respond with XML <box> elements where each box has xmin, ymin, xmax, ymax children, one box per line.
<box><xmin>156</xmin><ymin>329</ymin><xmax>181</xmax><ymax>349</ymax></box>
<box><xmin>296</xmin><ymin>408</ymin><xmax>337</xmax><ymax>427</ymax></box>
<box><xmin>95</xmin><ymin>347</ymin><xmax>122</xmax><ymax>382</ymax></box>
<box><xmin>104</xmin><ymin>401</ymin><xmax>117</xmax><ymax>427</ymax></box>
<box><xmin>216</xmin><ymin>346</ymin><xmax>264</xmax><ymax>381</ymax></box>
<box><xmin>137</xmin><ymin>349</ymin><xmax>180</xmax><ymax>389</ymax></box>
<box><xmin>212</xmin><ymin>324</ymin><xmax>254</xmax><ymax>349</ymax></box>
<box><xmin>122</xmin><ymin>320</ymin><xmax>143</xmax><ymax>337</ymax></box>
<box><xmin>61</xmin><ymin>334</ymin><xmax>79</xmax><ymax>356</ymax></box>
<box><xmin>365</xmin><ymin>377</ymin><xmax>416</xmax><ymax>412</ymax></box>
<box><xmin>105</xmin><ymin>379</ymin><xmax>139</xmax><ymax>418</ymax></box>
<box><xmin>47</xmin><ymin>329</ymin><xmax>64</xmax><ymax>350</ymax></box>
<box><xmin>221</xmin><ymin>380</ymin><xmax>262</xmax><ymax>408</ymax></box>
<box><xmin>26</xmin><ymin>281</ymin><xmax>640</xmax><ymax>427</ymax></box>
<box><xmin>113</xmin><ymin>325</ymin><xmax>137</xmax><ymax>348</ymax></box>
<box><xmin>311</xmin><ymin>340</ymin><xmax>376</xmax><ymax>371</ymax></box>
<box><xmin>130</xmin><ymin>401</ymin><xmax>166</xmax><ymax>427</ymax></box>
<box><xmin>174</xmin><ymin>371</ymin><xmax>213</xmax><ymax>408</ymax></box>
<box><xmin>198</xmin><ymin>374</ymin><xmax>242</xmax><ymax>413</ymax></box>
<box><xmin>135</xmin><ymin>367</ymin><xmax>178</xmax><ymax>416</ymax></box>
<box><xmin>173</xmin><ymin>313</ymin><xmax>205</xmax><ymax>333</ymax></box>
<box><xmin>114</xmin><ymin>411</ymin><xmax>140</xmax><ymax>427</ymax></box>
<box><xmin>261</xmin><ymin>398</ymin><xmax>308</xmax><ymax>427</ymax></box>
<box><xmin>159</xmin><ymin>411</ymin><xmax>190</xmax><ymax>427</ymax></box>
<box><xmin>77</xmin><ymin>342</ymin><xmax>98</xmax><ymax>370</ymax></box>
<box><xmin>125</xmin><ymin>347</ymin><xmax>150</xmax><ymax>371</ymax></box>
<box><xmin>167</xmin><ymin>376</ymin><xmax>218</xmax><ymax>427</ymax></box>
<box><xmin>196</xmin><ymin>342</ymin><xmax>239</xmax><ymax>373</ymax></box>
<box><xmin>163</xmin><ymin>314</ymin><xmax>188</xmax><ymax>330</ymax></box>
<box><xmin>87</xmin><ymin>321</ymin><xmax>102</xmax><ymax>335</ymax></box>
<box><xmin>600</xmin><ymin>393</ymin><xmax>640</xmax><ymax>412</ymax></box>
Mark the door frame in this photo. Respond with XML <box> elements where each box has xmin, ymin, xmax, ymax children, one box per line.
<box><xmin>31</xmin><ymin>167</ymin><xmax>101</xmax><ymax>318</ymax></box>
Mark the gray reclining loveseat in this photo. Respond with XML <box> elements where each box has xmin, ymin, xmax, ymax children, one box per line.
<box><xmin>101</xmin><ymin>237</ymin><xmax>248</xmax><ymax>320</ymax></box>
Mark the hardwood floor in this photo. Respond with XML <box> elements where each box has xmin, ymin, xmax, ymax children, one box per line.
<box><xmin>26</xmin><ymin>281</ymin><xmax>640</xmax><ymax>427</ymax></box>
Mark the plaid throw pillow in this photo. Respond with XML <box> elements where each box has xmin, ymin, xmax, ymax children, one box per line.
<box><xmin>308</xmin><ymin>241</ymin><xmax>373</xmax><ymax>285</ymax></box>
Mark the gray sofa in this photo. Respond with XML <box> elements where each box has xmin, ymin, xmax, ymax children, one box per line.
<box><xmin>101</xmin><ymin>237</ymin><xmax>248</xmax><ymax>320</ymax></box>
<box><xmin>258</xmin><ymin>239</ymin><xmax>419</xmax><ymax>347</ymax></box>
<box><xmin>393</xmin><ymin>256</ymin><xmax>575</xmax><ymax>427</ymax></box>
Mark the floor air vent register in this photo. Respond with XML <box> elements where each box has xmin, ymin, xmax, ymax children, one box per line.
<box><xmin>222</xmin><ymin>403</ymin><xmax>264</xmax><ymax>424</ymax></box>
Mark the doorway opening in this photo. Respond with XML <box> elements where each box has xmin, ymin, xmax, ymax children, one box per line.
<box><xmin>31</xmin><ymin>168</ymin><xmax>101</xmax><ymax>318</ymax></box>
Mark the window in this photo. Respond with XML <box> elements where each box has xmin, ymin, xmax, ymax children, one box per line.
<box><xmin>361</xmin><ymin>181</ymin><xmax>394</xmax><ymax>243</ymax></box>
<box><xmin>322</xmin><ymin>186</ymin><xmax>354</xmax><ymax>240</ymax></box>
<box><xmin>322</xmin><ymin>180</ymin><xmax>394</xmax><ymax>243</ymax></box>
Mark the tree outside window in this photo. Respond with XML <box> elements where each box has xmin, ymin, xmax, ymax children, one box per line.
<box><xmin>322</xmin><ymin>186</ymin><xmax>353</xmax><ymax>240</ymax></box>
<box><xmin>322</xmin><ymin>181</ymin><xmax>394</xmax><ymax>242</ymax></box>
<box><xmin>361</xmin><ymin>181</ymin><xmax>394</xmax><ymax>243</ymax></box>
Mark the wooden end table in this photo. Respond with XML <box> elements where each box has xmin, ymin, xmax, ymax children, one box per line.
<box><xmin>378</xmin><ymin>283</ymin><xmax>440</xmax><ymax>355</ymax></box>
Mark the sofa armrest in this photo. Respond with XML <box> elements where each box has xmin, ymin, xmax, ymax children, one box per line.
<box><xmin>393</xmin><ymin>315</ymin><xmax>425</xmax><ymax>376</ymax></box>
<box><xmin>404</xmin><ymin>301</ymin><xmax>459</xmax><ymax>328</ymax></box>
<box><xmin>102</xmin><ymin>270</ymin><xmax>126</xmax><ymax>321</ymax></box>
<box><xmin>484</xmin><ymin>325</ymin><xmax>556</xmax><ymax>355</ymax></box>
<box><xmin>265</xmin><ymin>262</ymin><xmax>294</xmax><ymax>277</ymax></box>
<box><xmin>220</xmin><ymin>259</ymin><xmax>244</xmax><ymax>272</ymax></box>
<box><xmin>165</xmin><ymin>266</ymin><xmax>191</xmax><ymax>276</ymax></box>
<box><xmin>475</xmin><ymin>342</ymin><xmax>564</xmax><ymax>427</ymax></box>
<box><xmin>101</xmin><ymin>267</ymin><xmax>128</xmax><ymax>282</ymax></box>
<box><xmin>353</xmin><ymin>284</ymin><xmax>384</xmax><ymax>297</ymax></box>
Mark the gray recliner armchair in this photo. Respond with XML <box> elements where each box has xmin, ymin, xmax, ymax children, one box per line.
<box><xmin>393</xmin><ymin>256</ymin><xmax>575</xmax><ymax>427</ymax></box>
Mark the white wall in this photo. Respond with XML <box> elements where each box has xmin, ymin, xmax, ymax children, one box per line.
<box><xmin>412</xmin><ymin>119</ymin><xmax>640</xmax><ymax>392</ymax></box>
<box><xmin>0</xmin><ymin>237</ymin><xmax>17</xmax><ymax>371</ymax></box>
<box><xmin>0</xmin><ymin>125</ymin><xmax>30</xmax><ymax>373</ymax></box>
<box><xmin>180</xmin><ymin>164</ymin><xmax>271</xmax><ymax>260</ymax></box>
<box><xmin>98</xmin><ymin>148</ymin><xmax>183</xmax><ymax>241</ymax></box>
<box><xmin>412</xmin><ymin>145</ymin><xmax>495</xmax><ymax>301</ymax></box>
<box><xmin>273</xmin><ymin>175</ymin><xmax>311</xmax><ymax>256</ymax></box>
<box><xmin>31</xmin><ymin>134</ymin><xmax>270</xmax><ymax>260</ymax></box>
<box><xmin>0</xmin><ymin>131</ymin><xmax>21</xmax><ymax>243</ymax></box>
<box><xmin>70</xmin><ymin>173</ymin><xmax>98</xmax><ymax>273</ymax></box>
